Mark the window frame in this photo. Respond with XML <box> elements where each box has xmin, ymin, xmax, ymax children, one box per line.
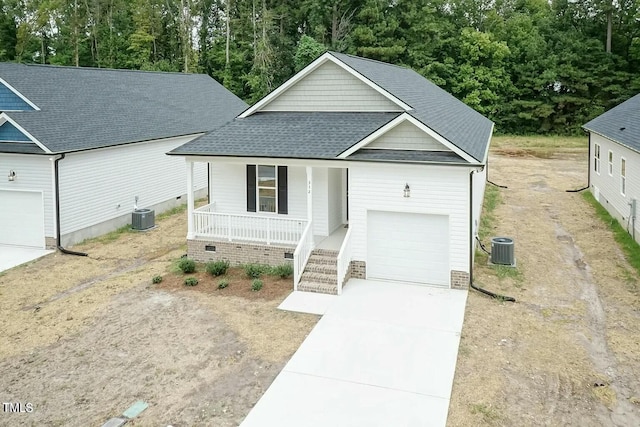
<box><xmin>608</xmin><ymin>150</ymin><xmax>613</xmax><ymax>176</ymax></box>
<box><xmin>594</xmin><ymin>143</ymin><xmax>601</xmax><ymax>174</ymax></box>
<box><xmin>257</xmin><ymin>165</ymin><xmax>277</xmax><ymax>213</ymax></box>
<box><xmin>621</xmin><ymin>157</ymin><xmax>626</xmax><ymax>196</ymax></box>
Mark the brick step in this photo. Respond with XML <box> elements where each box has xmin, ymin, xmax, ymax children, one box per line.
<box><xmin>303</xmin><ymin>261</ymin><xmax>337</xmax><ymax>274</ymax></box>
<box><xmin>298</xmin><ymin>280</ymin><xmax>338</xmax><ymax>295</ymax></box>
<box><xmin>301</xmin><ymin>270</ymin><xmax>337</xmax><ymax>285</ymax></box>
<box><xmin>311</xmin><ymin>248</ymin><xmax>339</xmax><ymax>258</ymax></box>
<box><xmin>307</xmin><ymin>253</ymin><xmax>338</xmax><ymax>266</ymax></box>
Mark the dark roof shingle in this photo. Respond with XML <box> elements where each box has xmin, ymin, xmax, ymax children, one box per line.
<box><xmin>0</xmin><ymin>62</ymin><xmax>247</xmax><ymax>154</ymax></box>
<box><xmin>171</xmin><ymin>112</ymin><xmax>398</xmax><ymax>158</ymax></box>
<box><xmin>329</xmin><ymin>52</ymin><xmax>493</xmax><ymax>162</ymax></box>
<box><xmin>583</xmin><ymin>93</ymin><xmax>640</xmax><ymax>154</ymax></box>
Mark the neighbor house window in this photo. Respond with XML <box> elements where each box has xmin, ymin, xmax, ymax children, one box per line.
<box><xmin>246</xmin><ymin>165</ymin><xmax>288</xmax><ymax>214</ymax></box>
<box><xmin>608</xmin><ymin>150</ymin><xmax>613</xmax><ymax>176</ymax></box>
<box><xmin>621</xmin><ymin>158</ymin><xmax>626</xmax><ymax>196</ymax></box>
<box><xmin>594</xmin><ymin>143</ymin><xmax>601</xmax><ymax>174</ymax></box>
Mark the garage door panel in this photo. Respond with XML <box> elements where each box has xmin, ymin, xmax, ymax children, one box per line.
<box><xmin>367</xmin><ymin>211</ymin><xmax>449</xmax><ymax>286</ymax></box>
<box><xmin>0</xmin><ymin>190</ymin><xmax>45</xmax><ymax>248</ymax></box>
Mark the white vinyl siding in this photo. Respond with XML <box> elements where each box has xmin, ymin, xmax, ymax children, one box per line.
<box><xmin>209</xmin><ymin>163</ymin><xmax>307</xmax><ymax>219</ymax></box>
<box><xmin>349</xmin><ymin>163</ymin><xmax>470</xmax><ymax>273</ymax></box>
<box><xmin>0</xmin><ymin>154</ymin><xmax>54</xmax><ymax>239</ymax></box>
<box><xmin>365</xmin><ymin>120</ymin><xmax>450</xmax><ymax>151</ymax></box>
<box><xmin>261</xmin><ymin>61</ymin><xmax>402</xmax><ymax>112</ymax></box>
<box><xmin>472</xmin><ymin>165</ymin><xmax>487</xmax><ymax>260</ymax></box>
<box><xmin>590</xmin><ymin>133</ymin><xmax>640</xmax><ymax>244</ymax></box>
<box><xmin>312</xmin><ymin>167</ymin><xmax>329</xmax><ymax>236</ymax></box>
<box><xmin>58</xmin><ymin>135</ymin><xmax>206</xmax><ymax>237</ymax></box>
<box><xmin>327</xmin><ymin>168</ymin><xmax>343</xmax><ymax>233</ymax></box>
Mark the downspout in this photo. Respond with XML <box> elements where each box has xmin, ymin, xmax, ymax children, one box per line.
<box><xmin>207</xmin><ymin>163</ymin><xmax>211</xmax><ymax>205</ymax></box>
<box><xmin>566</xmin><ymin>131</ymin><xmax>590</xmax><ymax>192</ymax></box>
<box><xmin>469</xmin><ymin>168</ymin><xmax>515</xmax><ymax>302</ymax></box>
<box><xmin>54</xmin><ymin>154</ymin><xmax>88</xmax><ymax>256</ymax></box>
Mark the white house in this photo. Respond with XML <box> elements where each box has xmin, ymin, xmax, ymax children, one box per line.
<box><xmin>169</xmin><ymin>52</ymin><xmax>494</xmax><ymax>294</ymax></box>
<box><xmin>583</xmin><ymin>93</ymin><xmax>639</xmax><ymax>243</ymax></box>
<box><xmin>0</xmin><ymin>63</ymin><xmax>247</xmax><ymax>250</ymax></box>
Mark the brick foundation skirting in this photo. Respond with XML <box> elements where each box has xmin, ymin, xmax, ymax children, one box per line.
<box><xmin>187</xmin><ymin>239</ymin><xmax>294</xmax><ymax>266</ymax></box>
<box><xmin>451</xmin><ymin>270</ymin><xmax>470</xmax><ymax>290</ymax></box>
<box><xmin>350</xmin><ymin>260</ymin><xmax>366</xmax><ymax>279</ymax></box>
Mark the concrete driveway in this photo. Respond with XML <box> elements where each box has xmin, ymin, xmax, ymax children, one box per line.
<box><xmin>0</xmin><ymin>245</ymin><xmax>53</xmax><ymax>273</ymax></box>
<box><xmin>242</xmin><ymin>279</ymin><xmax>468</xmax><ymax>427</ymax></box>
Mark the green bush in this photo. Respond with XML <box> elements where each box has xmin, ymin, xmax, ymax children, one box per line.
<box><xmin>218</xmin><ymin>279</ymin><xmax>229</xmax><ymax>289</ymax></box>
<box><xmin>251</xmin><ymin>279</ymin><xmax>263</xmax><ymax>291</ymax></box>
<box><xmin>184</xmin><ymin>277</ymin><xmax>198</xmax><ymax>286</ymax></box>
<box><xmin>206</xmin><ymin>260</ymin><xmax>230</xmax><ymax>276</ymax></box>
<box><xmin>271</xmin><ymin>263</ymin><xmax>293</xmax><ymax>278</ymax></box>
<box><xmin>151</xmin><ymin>275</ymin><xmax>163</xmax><ymax>284</ymax></box>
<box><xmin>244</xmin><ymin>263</ymin><xmax>268</xmax><ymax>279</ymax></box>
<box><xmin>178</xmin><ymin>258</ymin><xmax>196</xmax><ymax>274</ymax></box>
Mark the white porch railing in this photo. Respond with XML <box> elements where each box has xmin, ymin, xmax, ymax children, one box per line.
<box><xmin>193</xmin><ymin>203</ymin><xmax>306</xmax><ymax>245</ymax></box>
<box><xmin>336</xmin><ymin>227</ymin><xmax>353</xmax><ymax>295</ymax></box>
<box><xmin>293</xmin><ymin>221</ymin><xmax>314</xmax><ymax>290</ymax></box>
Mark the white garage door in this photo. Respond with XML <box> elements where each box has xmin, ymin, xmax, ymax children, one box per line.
<box><xmin>367</xmin><ymin>211</ymin><xmax>449</xmax><ymax>286</ymax></box>
<box><xmin>0</xmin><ymin>190</ymin><xmax>45</xmax><ymax>248</ymax></box>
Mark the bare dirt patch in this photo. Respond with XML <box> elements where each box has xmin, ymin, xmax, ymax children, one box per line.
<box><xmin>0</xmin><ymin>210</ymin><xmax>317</xmax><ymax>426</ymax></box>
<box><xmin>449</xmin><ymin>147</ymin><xmax>640</xmax><ymax>426</ymax></box>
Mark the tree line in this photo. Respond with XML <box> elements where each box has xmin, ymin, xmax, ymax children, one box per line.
<box><xmin>1</xmin><ymin>0</ymin><xmax>639</xmax><ymax>134</ymax></box>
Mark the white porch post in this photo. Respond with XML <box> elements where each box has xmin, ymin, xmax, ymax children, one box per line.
<box><xmin>186</xmin><ymin>159</ymin><xmax>195</xmax><ymax>239</ymax></box>
<box><xmin>306</xmin><ymin>166</ymin><xmax>313</xmax><ymax>221</ymax></box>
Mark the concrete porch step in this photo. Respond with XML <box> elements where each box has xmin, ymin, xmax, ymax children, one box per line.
<box><xmin>301</xmin><ymin>270</ymin><xmax>337</xmax><ymax>285</ymax></box>
<box><xmin>297</xmin><ymin>280</ymin><xmax>338</xmax><ymax>295</ymax></box>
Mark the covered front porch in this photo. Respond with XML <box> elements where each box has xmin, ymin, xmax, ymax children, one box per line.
<box><xmin>184</xmin><ymin>159</ymin><xmax>354</xmax><ymax>294</ymax></box>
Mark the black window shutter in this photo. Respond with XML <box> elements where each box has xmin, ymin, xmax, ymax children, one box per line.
<box><xmin>246</xmin><ymin>165</ymin><xmax>256</xmax><ymax>212</ymax></box>
<box><xmin>277</xmin><ymin>166</ymin><xmax>288</xmax><ymax>214</ymax></box>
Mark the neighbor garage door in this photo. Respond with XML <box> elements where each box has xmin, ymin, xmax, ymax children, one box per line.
<box><xmin>0</xmin><ymin>190</ymin><xmax>45</xmax><ymax>248</ymax></box>
<box><xmin>367</xmin><ymin>211</ymin><xmax>449</xmax><ymax>286</ymax></box>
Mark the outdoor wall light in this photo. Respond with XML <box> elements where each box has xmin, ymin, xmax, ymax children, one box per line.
<box><xmin>8</xmin><ymin>170</ymin><xmax>16</xmax><ymax>181</ymax></box>
<box><xmin>403</xmin><ymin>183</ymin><xmax>410</xmax><ymax>198</ymax></box>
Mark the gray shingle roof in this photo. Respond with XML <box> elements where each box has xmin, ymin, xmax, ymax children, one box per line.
<box><xmin>0</xmin><ymin>142</ymin><xmax>45</xmax><ymax>154</ymax></box>
<box><xmin>347</xmin><ymin>149</ymin><xmax>466</xmax><ymax>163</ymax></box>
<box><xmin>170</xmin><ymin>112</ymin><xmax>398</xmax><ymax>158</ymax></box>
<box><xmin>0</xmin><ymin>62</ymin><xmax>247</xmax><ymax>154</ymax></box>
<box><xmin>329</xmin><ymin>52</ymin><xmax>493</xmax><ymax>162</ymax></box>
<box><xmin>583</xmin><ymin>92</ymin><xmax>640</xmax><ymax>154</ymax></box>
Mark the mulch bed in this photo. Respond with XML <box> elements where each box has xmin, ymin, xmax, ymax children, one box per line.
<box><xmin>157</xmin><ymin>267</ymin><xmax>294</xmax><ymax>300</ymax></box>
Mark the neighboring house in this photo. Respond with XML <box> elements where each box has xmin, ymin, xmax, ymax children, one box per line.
<box><xmin>169</xmin><ymin>52</ymin><xmax>493</xmax><ymax>294</ymax></box>
<box><xmin>583</xmin><ymin>93</ymin><xmax>639</xmax><ymax>244</ymax></box>
<box><xmin>0</xmin><ymin>63</ymin><xmax>247</xmax><ymax>249</ymax></box>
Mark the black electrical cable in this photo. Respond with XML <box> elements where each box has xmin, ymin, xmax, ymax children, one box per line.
<box><xmin>475</xmin><ymin>236</ymin><xmax>491</xmax><ymax>255</ymax></box>
<box><xmin>471</xmin><ymin>282</ymin><xmax>516</xmax><ymax>302</ymax></box>
<box><xmin>488</xmin><ymin>180</ymin><xmax>508</xmax><ymax>189</ymax></box>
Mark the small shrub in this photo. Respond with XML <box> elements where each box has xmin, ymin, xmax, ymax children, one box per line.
<box><xmin>178</xmin><ymin>258</ymin><xmax>196</xmax><ymax>274</ymax></box>
<box><xmin>206</xmin><ymin>260</ymin><xmax>230</xmax><ymax>277</ymax></box>
<box><xmin>218</xmin><ymin>279</ymin><xmax>229</xmax><ymax>289</ymax></box>
<box><xmin>244</xmin><ymin>263</ymin><xmax>267</xmax><ymax>279</ymax></box>
<box><xmin>151</xmin><ymin>275</ymin><xmax>163</xmax><ymax>284</ymax></box>
<box><xmin>184</xmin><ymin>277</ymin><xmax>198</xmax><ymax>286</ymax></box>
<box><xmin>251</xmin><ymin>279</ymin><xmax>263</xmax><ymax>291</ymax></box>
<box><xmin>271</xmin><ymin>263</ymin><xmax>293</xmax><ymax>278</ymax></box>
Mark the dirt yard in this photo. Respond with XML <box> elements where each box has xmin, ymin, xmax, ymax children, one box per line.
<box><xmin>448</xmin><ymin>143</ymin><xmax>640</xmax><ymax>426</ymax></box>
<box><xmin>2</xmin><ymin>140</ymin><xmax>640</xmax><ymax>427</ymax></box>
<box><xmin>0</xmin><ymin>211</ymin><xmax>318</xmax><ymax>426</ymax></box>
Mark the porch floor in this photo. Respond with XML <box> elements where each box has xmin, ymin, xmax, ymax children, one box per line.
<box><xmin>315</xmin><ymin>225</ymin><xmax>348</xmax><ymax>251</ymax></box>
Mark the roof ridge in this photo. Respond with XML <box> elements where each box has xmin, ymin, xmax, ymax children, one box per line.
<box><xmin>328</xmin><ymin>51</ymin><xmax>410</xmax><ymax>71</ymax></box>
<box><xmin>3</xmin><ymin>62</ymin><xmax>200</xmax><ymax>76</ymax></box>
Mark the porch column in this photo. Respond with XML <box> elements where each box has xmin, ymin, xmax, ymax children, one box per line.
<box><xmin>186</xmin><ymin>159</ymin><xmax>195</xmax><ymax>239</ymax></box>
<box><xmin>306</xmin><ymin>166</ymin><xmax>313</xmax><ymax>221</ymax></box>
